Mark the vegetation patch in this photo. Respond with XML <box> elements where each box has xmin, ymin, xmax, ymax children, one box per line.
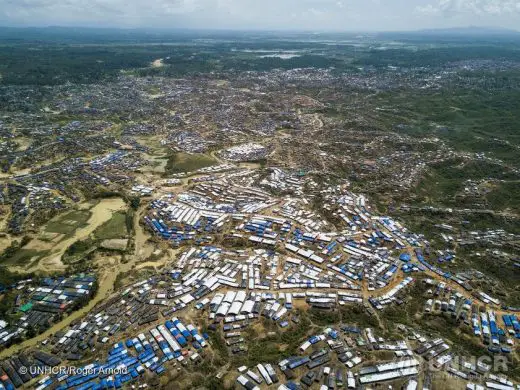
<box><xmin>165</xmin><ymin>152</ymin><xmax>217</xmax><ymax>175</ymax></box>
<box><xmin>0</xmin><ymin>239</ymin><xmax>49</xmax><ymax>267</ymax></box>
<box><xmin>94</xmin><ymin>211</ymin><xmax>128</xmax><ymax>240</ymax></box>
<box><xmin>486</xmin><ymin>182</ymin><xmax>520</xmax><ymax>210</ymax></box>
<box><xmin>45</xmin><ymin>210</ymin><xmax>92</xmax><ymax>235</ymax></box>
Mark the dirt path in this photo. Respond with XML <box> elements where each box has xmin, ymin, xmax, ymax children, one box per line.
<box><xmin>133</xmin><ymin>203</ymin><xmax>154</xmax><ymax>261</ymax></box>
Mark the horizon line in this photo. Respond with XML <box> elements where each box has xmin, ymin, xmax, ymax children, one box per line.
<box><xmin>0</xmin><ymin>25</ymin><xmax>519</xmax><ymax>35</ymax></box>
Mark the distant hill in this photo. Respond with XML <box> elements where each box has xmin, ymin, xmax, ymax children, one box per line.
<box><xmin>416</xmin><ymin>26</ymin><xmax>520</xmax><ymax>36</ymax></box>
<box><xmin>0</xmin><ymin>26</ymin><xmax>253</xmax><ymax>44</ymax></box>
<box><xmin>0</xmin><ymin>26</ymin><xmax>519</xmax><ymax>44</ymax></box>
<box><xmin>377</xmin><ymin>26</ymin><xmax>520</xmax><ymax>43</ymax></box>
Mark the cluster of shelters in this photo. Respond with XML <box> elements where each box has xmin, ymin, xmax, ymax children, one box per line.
<box><xmin>122</xmin><ymin>123</ymin><xmax>158</xmax><ymax>136</ymax></box>
<box><xmin>0</xmin><ymin>316</ymin><xmax>207</xmax><ymax>390</ymax></box>
<box><xmin>421</xmin><ymin>278</ymin><xmax>517</xmax><ymax>354</ymax></box>
<box><xmin>458</xmin><ymin>228</ymin><xmax>520</xmax><ymax>248</ymax></box>
<box><xmin>89</xmin><ymin>151</ymin><xmax>142</xmax><ymax>181</ymax></box>
<box><xmin>165</xmin><ymin>164</ymin><xmax>237</xmax><ymax>182</ymax></box>
<box><xmin>142</xmin><ymin>176</ymin><xmax>435</xmax><ymax>304</ymax></box>
<box><xmin>7</xmin><ymin>146</ymin><xmax>145</xmax><ymax>233</ymax></box>
<box><xmin>0</xmin><ymin>351</ymin><xmax>61</xmax><ymax>389</ymax></box>
<box><xmin>234</xmin><ymin>321</ymin><xmax>519</xmax><ymax>390</ymax></box>
<box><xmin>130</xmin><ymin>185</ymin><xmax>154</xmax><ymax>197</ymax></box>
<box><xmin>25</xmin><ymin>184</ymin><xmax>66</xmax><ymax>213</ymax></box>
<box><xmin>219</xmin><ymin>143</ymin><xmax>267</xmax><ymax>162</ymax></box>
<box><xmin>234</xmin><ymin>326</ymin><xmax>422</xmax><ymax>389</ymax></box>
<box><xmin>163</xmin><ymin>130</ymin><xmax>214</xmax><ymax>153</ymax></box>
<box><xmin>0</xmin><ymin>275</ymin><xmax>95</xmax><ymax>349</ymax></box>
<box><xmin>260</xmin><ymin>168</ymin><xmax>307</xmax><ymax>194</ymax></box>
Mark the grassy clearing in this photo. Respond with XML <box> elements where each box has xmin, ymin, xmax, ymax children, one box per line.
<box><xmin>45</xmin><ymin>210</ymin><xmax>92</xmax><ymax>235</ymax></box>
<box><xmin>62</xmin><ymin>238</ymin><xmax>97</xmax><ymax>266</ymax></box>
<box><xmin>414</xmin><ymin>159</ymin><xmax>520</xmax><ymax>207</ymax></box>
<box><xmin>373</xmin><ymin>83</ymin><xmax>520</xmax><ymax>145</ymax></box>
<box><xmin>93</xmin><ymin>212</ymin><xmax>128</xmax><ymax>240</ymax></box>
<box><xmin>0</xmin><ymin>249</ymin><xmax>50</xmax><ymax>267</ymax></box>
<box><xmin>486</xmin><ymin>182</ymin><xmax>520</xmax><ymax>210</ymax></box>
<box><xmin>165</xmin><ymin>152</ymin><xmax>216</xmax><ymax>175</ymax></box>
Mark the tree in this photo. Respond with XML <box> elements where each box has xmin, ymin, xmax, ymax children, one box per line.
<box><xmin>128</xmin><ymin>196</ymin><xmax>141</xmax><ymax>210</ymax></box>
<box><xmin>20</xmin><ymin>236</ymin><xmax>31</xmax><ymax>247</ymax></box>
<box><xmin>26</xmin><ymin>324</ymin><xmax>37</xmax><ymax>339</ymax></box>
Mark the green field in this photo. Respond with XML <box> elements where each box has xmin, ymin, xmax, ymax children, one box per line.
<box><xmin>165</xmin><ymin>153</ymin><xmax>217</xmax><ymax>175</ymax></box>
<box><xmin>486</xmin><ymin>182</ymin><xmax>520</xmax><ymax>210</ymax></box>
<box><xmin>0</xmin><ymin>249</ymin><xmax>50</xmax><ymax>267</ymax></box>
<box><xmin>413</xmin><ymin>158</ymin><xmax>520</xmax><ymax>208</ymax></box>
<box><xmin>372</xmin><ymin>85</ymin><xmax>520</xmax><ymax>164</ymax></box>
<box><xmin>93</xmin><ymin>212</ymin><xmax>128</xmax><ymax>240</ymax></box>
<box><xmin>45</xmin><ymin>210</ymin><xmax>92</xmax><ymax>235</ymax></box>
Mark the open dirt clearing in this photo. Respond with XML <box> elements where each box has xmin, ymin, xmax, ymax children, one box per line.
<box><xmin>100</xmin><ymin>238</ymin><xmax>129</xmax><ymax>251</ymax></box>
<box><xmin>151</xmin><ymin>58</ymin><xmax>164</xmax><ymax>67</ymax></box>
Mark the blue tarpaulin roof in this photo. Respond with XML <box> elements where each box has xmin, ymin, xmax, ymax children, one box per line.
<box><xmin>399</xmin><ymin>253</ymin><xmax>411</xmax><ymax>262</ymax></box>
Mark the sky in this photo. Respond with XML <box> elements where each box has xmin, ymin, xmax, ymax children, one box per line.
<box><xmin>1</xmin><ymin>0</ymin><xmax>519</xmax><ymax>31</ymax></box>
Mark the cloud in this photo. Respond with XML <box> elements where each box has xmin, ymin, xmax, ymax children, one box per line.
<box><xmin>1</xmin><ymin>0</ymin><xmax>207</xmax><ymax>26</ymax></box>
<box><xmin>0</xmin><ymin>0</ymin><xmax>360</xmax><ymax>29</ymax></box>
<box><xmin>415</xmin><ymin>4</ymin><xmax>439</xmax><ymax>14</ymax></box>
<box><xmin>415</xmin><ymin>0</ymin><xmax>520</xmax><ymax>16</ymax></box>
<box><xmin>0</xmin><ymin>0</ymin><xmax>519</xmax><ymax>30</ymax></box>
